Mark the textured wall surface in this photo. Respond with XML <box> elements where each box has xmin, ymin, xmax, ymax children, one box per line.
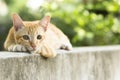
<box><xmin>0</xmin><ymin>46</ymin><xmax>120</xmax><ymax>80</ymax></box>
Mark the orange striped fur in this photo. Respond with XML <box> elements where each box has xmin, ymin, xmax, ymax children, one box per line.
<box><xmin>4</xmin><ymin>14</ymin><xmax>72</xmax><ymax>58</ymax></box>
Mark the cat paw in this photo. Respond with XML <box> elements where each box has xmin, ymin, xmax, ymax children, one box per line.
<box><xmin>60</xmin><ymin>43</ymin><xmax>72</xmax><ymax>50</ymax></box>
<box><xmin>40</xmin><ymin>44</ymin><xmax>57</xmax><ymax>58</ymax></box>
<box><xmin>8</xmin><ymin>44</ymin><xmax>27</xmax><ymax>52</ymax></box>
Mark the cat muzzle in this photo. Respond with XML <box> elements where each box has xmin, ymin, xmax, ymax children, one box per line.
<box><xmin>31</xmin><ymin>44</ymin><xmax>36</xmax><ymax>50</ymax></box>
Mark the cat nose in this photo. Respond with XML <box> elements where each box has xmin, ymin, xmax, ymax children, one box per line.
<box><xmin>31</xmin><ymin>44</ymin><xmax>36</xmax><ymax>50</ymax></box>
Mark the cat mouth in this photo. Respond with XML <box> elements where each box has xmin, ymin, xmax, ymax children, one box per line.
<box><xmin>29</xmin><ymin>48</ymin><xmax>36</xmax><ymax>51</ymax></box>
<box><xmin>26</xmin><ymin>47</ymin><xmax>36</xmax><ymax>52</ymax></box>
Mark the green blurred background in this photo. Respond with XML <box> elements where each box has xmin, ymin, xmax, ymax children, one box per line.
<box><xmin>0</xmin><ymin>0</ymin><xmax>120</xmax><ymax>50</ymax></box>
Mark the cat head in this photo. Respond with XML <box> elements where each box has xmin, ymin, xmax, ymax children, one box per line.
<box><xmin>12</xmin><ymin>13</ymin><xmax>50</xmax><ymax>51</ymax></box>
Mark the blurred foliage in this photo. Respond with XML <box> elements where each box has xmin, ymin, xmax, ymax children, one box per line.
<box><xmin>0</xmin><ymin>0</ymin><xmax>120</xmax><ymax>50</ymax></box>
<box><xmin>43</xmin><ymin>0</ymin><xmax>120</xmax><ymax>46</ymax></box>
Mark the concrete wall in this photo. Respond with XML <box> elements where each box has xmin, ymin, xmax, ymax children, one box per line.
<box><xmin>0</xmin><ymin>45</ymin><xmax>120</xmax><ymax>80</ymax></box>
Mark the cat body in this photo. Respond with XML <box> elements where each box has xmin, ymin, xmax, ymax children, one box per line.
<box><xmin>4</xmin><ymin>14</ymin><xmax>72</xmax><ymax>58</ymax></box>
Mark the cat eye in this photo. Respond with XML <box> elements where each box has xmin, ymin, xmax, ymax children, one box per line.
<box><xmin>23</xmin><ymin>35</ymin><xmax>29</xmax><ymax>40</ymax></box>
<box><xmin>37</xmin><ymin>35</ymin><xmax>42</xmax><ymax>39</ymax></box>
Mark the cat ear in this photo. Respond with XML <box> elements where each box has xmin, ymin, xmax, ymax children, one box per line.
<box><xmin>12</xmin><ymin>13</ymin><xmax>24</xmax><ymax>31</ymax></box>
<box><xmin>39</xmin><ymin>16</ymin><xmax>50</xmax><ymax>31</ymax></box>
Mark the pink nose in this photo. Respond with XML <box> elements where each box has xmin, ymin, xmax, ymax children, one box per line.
<box><xmin>31</xmin><ymin>44</ymin><xmax>36</xmax><ymax>50</ymax></box>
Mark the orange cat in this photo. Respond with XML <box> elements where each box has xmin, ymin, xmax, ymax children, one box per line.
<box><xmin>4</xmin><ymin>14</ymin><xmax>72</xmax><ymax>58</ymax></box>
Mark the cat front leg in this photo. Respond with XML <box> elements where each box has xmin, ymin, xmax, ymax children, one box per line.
<box><xmin>40</xmin><ymin>43</ymin><xmax>56</xmax><ymax>58</ymax></box>
<box><xmin>7</xmin><ymin>44</ymin><xmax>27</xmax><ymax>52</ymax></box>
